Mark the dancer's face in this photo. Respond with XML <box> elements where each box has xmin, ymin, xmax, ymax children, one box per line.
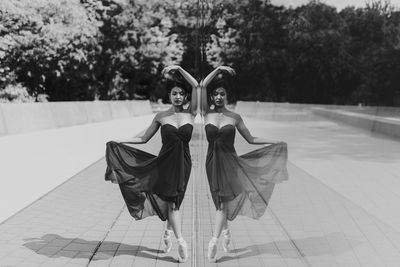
<box><xmin>211</xmin><ymin>87</ymin><xmax>227</xmax><ymax>107</ymax></box>
<box><xmin>169</xmin><ymin>87</ymin><xmax>186</xmax><ymax>106</ymax></box>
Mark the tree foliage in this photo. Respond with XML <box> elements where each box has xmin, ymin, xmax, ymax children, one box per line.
<box><xmin>1</xmin><ymin>0</ymin><xmax>400</xmax><ymax>105</ymax></box>
<box><xmin>0</xmin><ymin>0</ymin><xmax>185</xmax><ymax>101</ymax></box>
<box><xmin>205</xmin><ymin>0</ymin><xmax>400</xmax><ymax>105</ymax></box>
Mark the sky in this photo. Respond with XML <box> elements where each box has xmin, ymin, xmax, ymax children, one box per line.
<box><xmin>271</xmin><ymin>0</ymin><xmax>400</xmax><ymax>10</ymax></box>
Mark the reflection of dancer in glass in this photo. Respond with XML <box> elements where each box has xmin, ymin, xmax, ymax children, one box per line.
<box><xmin>200</xmin><ymin>66</ymin><xmax>289</xmax><ymax>262</ymax></box>
<box><xmin>105</xmin><ymin>65</ymin><xmax>198</xmax><ymax>262</ymax></box>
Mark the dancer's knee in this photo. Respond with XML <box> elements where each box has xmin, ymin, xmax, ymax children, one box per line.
<box><xmin>167</xmin><ymin>202</ymin><xmax>178</xmax><ymax>211</ymax></box>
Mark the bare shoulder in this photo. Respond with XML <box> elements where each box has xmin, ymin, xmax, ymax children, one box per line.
<box><xmin>153</xmin><ymin>111</ymin><xmax>167</xmax><ymax>123</ymax></box>
<box><xmin>224</xmin><ymin>110</ymin><xmax>242</xmax><ymax>123</ymax></box>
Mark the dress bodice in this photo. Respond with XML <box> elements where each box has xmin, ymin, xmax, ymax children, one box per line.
<box><xmin>105</xmin><ymin>123</ymin><xmax>193</xmax><ymax>221</ymax></box>
<box><xmin>160</xmin><ymin>123</ymin><xmax>193</xmax><ymax>146</ymax></box>
<box><xmin>203</xmin><ymin>122</ymin><xmax>288</xmax><ymax>221</ymax></box>
<box><xmin>205</xmin><ymin>124</ymin><xmax>235</xmax><ymax>149</ymax></box>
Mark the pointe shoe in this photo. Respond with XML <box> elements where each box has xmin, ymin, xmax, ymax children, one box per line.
<box><xmin>162</xmin><ymin>229</ymin><xmax>173</xmax><ymax>253</ymax></box>
<box><xmin>221</xmin><ymin>229</ymin><xmax>232</xmax><ymax>252</ymax></box>
<box><xmin>207</xmin><ymin>237</ymin><xmax>218</xmax><ymax>262</ymax></box>
<box><xmin>177</xmin><ymin>237</ymin><xmax>188</xmax><ymax>262</ymax></box>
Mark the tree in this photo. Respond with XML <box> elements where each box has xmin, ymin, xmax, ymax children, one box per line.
<box><xmin>0</xmin><ymin>0</ymin><xmax>100</xmax><ymax>101</ymax></box>
<box><xmin>81</xmin><ymin>0</ymin><xmax>185</xmax><ymax>100</ymax></box>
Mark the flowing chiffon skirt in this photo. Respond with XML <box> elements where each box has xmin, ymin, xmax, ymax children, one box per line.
<box><xmin>105</xmin><ymin>124</ymin><xmax>193</xmax><ymax>221</ymax></box>
<box><xmin>205</xmin><ymin>124</ymin><xmax>288</xmax><ymax>220</ymax></box>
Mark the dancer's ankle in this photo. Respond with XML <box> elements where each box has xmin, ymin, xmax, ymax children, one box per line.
<box><xmin>222</xmin><ymin>228</ymin><xmax>230</xmax><ymax>235</ymax></box>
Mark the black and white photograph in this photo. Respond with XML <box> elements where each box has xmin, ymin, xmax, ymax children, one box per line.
<box><xmin>1</xmin><ymin>0</ymin><xmax>400</xmax><ymax>266</ymax></box>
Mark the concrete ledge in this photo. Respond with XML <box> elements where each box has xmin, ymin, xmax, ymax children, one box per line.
<box><xmin>312</xmin><ymin>107</ymin><xmax>400</xmax><ymax>139</ymax></box>
<box><xmin>0</xmin><ymin>107</ymin><xmax>8</xmax><ymax>135</ymax></box>
<box><xmin>0</xmin><ymin>100</ymin><xmax>152</xmax><ymax>136</ymax></box>
<box><xmin>236</xmin><ymin>101</ymin><xmax>400</xmax><ymax>139</ymax></box>
<box><xmin>84</xmin><ymin>101</ymin><xmax>113</xmax><ymax>123</ymax></box>
<box><xmin>1</xmin><ymin>103</ymin><xmax>56</xmax><ymax>134</ymax></box>
<box><xmin>50</xmin><ymin>102</ymin><xmax>89</xmax><ymax>128</ymax></box>
<box><xmin>109</xmin><ymin>101</ymin><xmax>131</xmax><ymax>119</ymax></box>
<box><xmin>235</xmin><ymin>101</ymin><xmax>324</xmax><ymax>121</ymax></box>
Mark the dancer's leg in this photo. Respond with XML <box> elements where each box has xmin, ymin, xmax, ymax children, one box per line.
<box><xmin>222</xmin><ymin>218</ymin><xmax>229</xmax><ymax>231</ymax></box>
<box><xmin>221</xmin><ymin>214</ymin><xmax>231</xmax><ymax>252</ymax></box>
<box><xmin>213</xmin><ymin>209</ymin><xmax>227</xmax><ymax>238</ymax></box>
<box><xmin>208</xmin><ymin>207</ymin><xmax>228</xmax><ymax>262</ymax></box>
<box><xmin>162</xmin><ymin>218</ymin><xmax>174</xmax><ymax>253</ymax></box>
<box><xmin>166</xmin><ymin>219</ymin><xmax>173</xmax><ymax>230</ymax></box>
<box><xmin>167</xmin><ymin>203</ymin><xmax>182</xmax><ymax>239</ymax></box>
<box><xmin>167</xmin><ymin>203</ymin><xmax>188</xmax><ymax>262</ymax></box>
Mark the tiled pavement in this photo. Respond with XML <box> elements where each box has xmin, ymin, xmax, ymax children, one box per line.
<box><xmin>1</xmin><ymin>116</ymin><xmax>400</xmax><ymax>266</ymax></box>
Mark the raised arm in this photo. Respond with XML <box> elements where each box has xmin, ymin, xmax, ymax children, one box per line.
<box><xmin>162</xmin><ymin>65</ymin><xmax>199</xmax><ymax>116</ymax></box>
<box><xmin>200</xmin><ymin>66</ymin><xmax>236</xmax><ymax>115</ymax></box>
<box><xmin>123</xmin><ymin>114</ymin><xmax>161</xmax><ymax>144</ymax></box>
<box><xmin>236</xmin><ymin>115</ymin><xmax>280</xmax><ymax>145</ymax></box>
<box><xmin>199</xmin><ymin>79</ymin><xmax>209</xmax><ymax>116</ymax></box>
<box><xmin>192</xmin><ymin>83</ymin><xmax>201</xmax><ymax>116</ymax></box>
<box><xmin>202</xmin><ymin>66</ymin><xmax>235</xmax><ymax>88</ymax></box>
<box><xmin>178</xmin><ymin>67</ymin><xmax>198</xmax><ymax>116</ymax></box>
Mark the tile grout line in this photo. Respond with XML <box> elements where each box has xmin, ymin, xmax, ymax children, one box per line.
<box><xmin>192</xmin><ymin>124</ymin><xmax>203</xmax><ymax>267</ymax></box>
<box><xmin>86</xmin><ymin>204</ymin><xmax>126</xmax><ymax>266</ymax></box>
<box><xmin>192</xmin><ymin>167</ymin><xmax>197</xmax><ymax>267</ymax></box>
<box><xmin>267</xmin><ymin>207</ymin><xmax>312</xmax><ymax>267</ymax></box>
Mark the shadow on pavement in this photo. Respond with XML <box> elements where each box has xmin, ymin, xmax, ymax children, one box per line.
<box><xmin>22</xmin><ymin>233</ymin><xmax>177</xmax><ymax>263</ymax></box>
<box><xmin>218</xmin><ymin>232</ymin><xmax>363</xmax><ymax>262</ymax></box>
